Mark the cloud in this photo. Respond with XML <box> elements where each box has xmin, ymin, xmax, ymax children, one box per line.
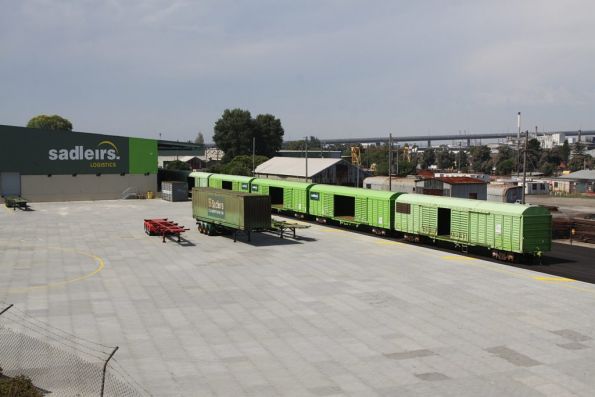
<box><xmin>1</xmin><ymin>1</ymin><xmax>595</xmax><ymax>140</ymax></box>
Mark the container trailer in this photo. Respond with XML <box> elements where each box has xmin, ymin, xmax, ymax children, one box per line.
<box><xmin>192</xmin><ymin>188</ymin><xmax>271</xmax><ymax>241</ymax></box>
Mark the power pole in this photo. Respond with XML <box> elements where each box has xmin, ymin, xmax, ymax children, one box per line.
<box><xmin>396</xmin><ymin>142</ymin><xmax>399</xmax><ymax>177</ymax></box>
<box><xmin>521</xmin><ymin>130</ymin><xmax>528</xmax><ymax>204</ymax></box>
<box><xmin>388</xmin><ymin>133</ymin><xmax>393</xmax><ymax>191</ymax></box>
<box><xmin>304</xmin><ymin>137</ymin><xmax>308</xmax><ymax>182</ymax></box>
<box><xmin>252</xmin><ymin>137</ymin><xmax>255</xmax><ymax>175</ymax></box>
<box><xmin>516</xmin><ymin>112</ymin><xmax>521</xmax><ymax>176</ymax></box>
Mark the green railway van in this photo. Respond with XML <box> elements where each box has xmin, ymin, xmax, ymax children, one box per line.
<box><xmin>394</xmin><ymin>195</ymin><xmax>552</xmax><ymax>257</ymax></box>
<box><xmin>308</xmin><ymin>185</ymin><xmax>402</xmax><ymax>232</ymax></box>
<box><xmin>189</xmin><ymin>171</ymin><xmax>212</xmax><ymax>188</ymax></box>
<box><xmin>250</xmin><ymin>179</ymin><xmax>314</xmax><ymax>214</ymax></box>
<box><xmin>208</xmin><ymin>174</ymin><xmax>254</xmax><ymax>192</ymax></box>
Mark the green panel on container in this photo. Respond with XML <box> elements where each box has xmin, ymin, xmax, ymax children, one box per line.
<box><xmin>129</xmin><ymin>137</ymin><xmax>157</xmax><ymax>174</ymax></box>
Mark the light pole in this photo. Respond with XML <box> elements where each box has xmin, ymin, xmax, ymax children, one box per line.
<box><xmin>304</xmin><ymin>136</ymin><xmax>308</xmax><ymax>182</ymax></box>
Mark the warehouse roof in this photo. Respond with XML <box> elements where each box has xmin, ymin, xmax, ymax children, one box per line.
<box><xmin>420</xmin><ymin>176</ymin><xmax>487</xmax><ymax>184</ymax></box>
<box><xmin>396</xmin><ymin>194</ymin><xmax>549</xmax><ymax>216</ymax></box>
<box><xmin>255</xmin><ymin>157</ymin><xmax>344</xmax><ymax>177</ymax></box>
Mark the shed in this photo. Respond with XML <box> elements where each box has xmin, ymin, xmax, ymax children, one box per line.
<box><xmin>415</xmin><ymin>176</ymin><xmax>487</xmax><ymax>200</ymax></box>
<box><xmin>487</xmin><ymin>184</ymin><xmax>523</xmax><ymax>203</ymax></box>
<box><xmin>552</xmin><ymin>170</ymin><xmax>595</xmax><ymax>194</ymax></box>
<box><xmin>363</xmin><ymin>176</ymin><xmax>419</xmax><ymax>193</ymax></box>
<box><xmin>254</xmin><ymin>157</ymin><xmax>368</xmax><ymax>186</ymax></box>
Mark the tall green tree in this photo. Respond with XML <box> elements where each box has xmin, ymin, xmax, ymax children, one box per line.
<box><xmin>469</xmin><ymin>145</ymin><xmax>492</xmax><ymax>173</ymax></box>
<box><xmin>567</xmin><ymin>141</ymin><xmax>591</xmax><ymax>171</ymax></box>
<box><xmin>213</xmin><ymin>109</ymin><xmax>284</xmax><ymax>161</ymax></box>
<box><xmin>561</xmin><ymin>140</ymin><xmax>571</xmax><ymax>163</ymax></box>
<box><xmin>254</xmin><ymin>114</ymin><xmax>285</xmax><ymax>157</ymax></box>
<box><xmin>420</xmin><ymin>148</ymin><xmax>436</xmax><ymax>169</ymax></box>
<box><xmin>435</xmin><ymin>147</ymin><xmax>454</xmax><ymax>170</ymax></box>
<box><xmin>525</xmin><ymin>138</ymin><xmax>542</xmax><ymax>172</ymax></box>
<box><xmin>27</xmin><ymin>114</ymin><xmax>72</xmax><ymax>131</ymax></box>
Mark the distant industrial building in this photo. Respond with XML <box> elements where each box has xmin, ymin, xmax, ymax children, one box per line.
<box><xmin>0</xmin><ymin>124</ymin><xmax>157</xmax><ymax>201</ymax></box>
<box><xmin>276</xmin><ymin>150</ymin><xmax>342</xmax><ymax>158</ymax></box>
<box><xmin>363</xmin><ymin>176</ymin><xmax>419</xmax><ymax>193</ymax></box>
<box><xmin>434</xmin><ymin>172</ymin><xmax>491</xmax><ymax>183</ymax></box>
<box><xmin>415</xmin><ymin>176</ymin><xmax>487</xmax><ymax>200</ymax></box>
<box><xmin>158</xmin><ymin>155</ymin><xmax>205</xmax><ymax>170</ymax></box>
<box><xmin>254</xmin><ymin>157</ymin><xmax>368</xmax><ymax>186</ymax></box>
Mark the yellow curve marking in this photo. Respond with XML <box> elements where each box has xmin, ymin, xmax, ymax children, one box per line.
<box><xmin>2</xmin><ymin>246</ymin><xmax>105</xmax><ymax>293</ymax></box>
<box><xmin>533</xmin><ymin>276</ymin><xmax>575</xmax><ymax>282</ymax></box>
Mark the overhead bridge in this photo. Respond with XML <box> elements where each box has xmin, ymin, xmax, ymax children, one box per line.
<box><xmin>288</xmin><ymin>130</ymin><xmax>595</xmax><ymax>147</ymax></box>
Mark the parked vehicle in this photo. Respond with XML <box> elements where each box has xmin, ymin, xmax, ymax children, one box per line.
<box><xmin>395</xmin><ymin>194</ymin><xmax>551</xmax><ymax>261</ymax></box>
<box><xmin>250</xmin><ymin>178</ymin><xmax>314</xmax><ymax>216</ymax></box>
<box><xmin>308</xmin><ymin>185</ymin><xmax>402</xmax><ymax>235</ymax></box>
<box><xmin>192</xmin><ymin>188</ymin><xmax>271</xmax><ymax>241</ymax></box>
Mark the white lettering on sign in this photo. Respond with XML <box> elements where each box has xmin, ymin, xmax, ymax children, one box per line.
<box><xmin>48</xmin><ymin>141</ymin><xmax>121</xmax><ymax>161</ymax></box>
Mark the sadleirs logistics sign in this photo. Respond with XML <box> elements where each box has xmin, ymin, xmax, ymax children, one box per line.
<box><xmin>0</xmin><ymin>125</ymin><xmax>157</xmax><ymax>174</ymax></box>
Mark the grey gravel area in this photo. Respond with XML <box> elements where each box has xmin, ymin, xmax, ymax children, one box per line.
<box><xmin>1</xmin><ymin>199</ymin><xmax>595</xmax><ymax>396</ymax></box>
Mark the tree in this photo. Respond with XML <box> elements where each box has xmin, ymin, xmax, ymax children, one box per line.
<box><xmin>469</xmin><ymin>145</ymin><xmax>492</xmax><ymax>173</ymax></box>
<box><xmin>420</xmin><ymin>148</ymin><xmax>436</xmax><ymax>169</ymax></box>
<box><xmin>284</xmin><ymin>136</ymin><xmax>321</xmax><ymax>151</ymax></box>
<box><xmin>213</xmin><ymin>109</ymin><xmax>284</xmax><ymax>162</ymax></box>
<box><xmin>567</xmin><ymin>141</ymin><xmax>592</xmax><ymax>171</ymax></box>
<box><xmin>215</xmin><ymin>155</ymin><xmax>269</xmax><ymax>176</ymax></box>
<box><xmin>435</xmin><ymin>147</ymin><xmax>454</xmax><ymax>170</ymax></box>
<box><xmin>194</xmin><ymin>132</ymin><xmax>205</xmax><ymax>146</ymax></box>
<box><xmin>494</xmin><ymin>145</ymin><xmax>515</xmax><ymax>175</ymax></box>
<box><xmin>27</xmin><ymin>114</ymin><xmax>73</xmax><ymax>131</ymax></box>
<box><xmin>496</xmin><ymin>159</ymin><xmax>514</xmax><ymax>175</ymax></box>
<box><xmin>254</xmin><ymin>114</ymin><xmax>284</xmax><ymax>157</ymax></box>
<box><xmin>561</xmin><ymin>140</ymin><xmax>571</xmax><ymax>163</ymax></box>
<box><xmin>526</xmin><ymin>138</ymin><xmax>542</xmax><ymax>172</ymax></box>
<box><xmin>165</xmin><ymin>160</ymin><xmax>191</xmax><ymax>171</ymax></box>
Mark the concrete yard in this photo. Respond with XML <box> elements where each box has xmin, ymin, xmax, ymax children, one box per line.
<box><xmin>1</xmin><ymin>199</ymin><xmax>595</xmax><ymax>396</ymax></box>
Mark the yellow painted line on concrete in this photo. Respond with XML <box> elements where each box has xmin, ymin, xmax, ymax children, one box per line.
<box><xmin>441</xmin><ymin>255</ymin><xmax>477</xmax><ymax>261</ymax></box>
<box><xmin>533</xmin><ymin>276</ymin><xmax>575</xmax><ymax>282</ymax></box>
<box><xmin>376</xmin><ymin>240</ymin><xmax>405</xmax><ymax>246</ymax></box>
<box><xmin>321</xmin><ymin>228</ymin><xmax>348</xmax><ymax>233</ymax></box>
<box><xmin>1</xmin><ymin>245</ymin><xmax>106</xmax><ymax>293</ymax></box>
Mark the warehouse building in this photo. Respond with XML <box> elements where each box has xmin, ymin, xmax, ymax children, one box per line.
<box><xmin>363</xmin><ymin>176</ymin><xmax>419</xmax><ymax>193</ymax></box>
<box><xmin>414</xmin><ymin>176</ymin><xmax>487</xmax><ymax>199</ymax></box>
<box><xmin>0</xmin><ymin>124</ymin><xmax>158</xmax><ymax>201</ymax></box>
<box><xmin>254</xmin><ymin>157</ymin><xmax>368</xmax><ymax>186</ymax></box>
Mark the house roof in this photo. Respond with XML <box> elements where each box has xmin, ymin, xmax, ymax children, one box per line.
<box><xmin>421</xmin><ymin>176</ymin><xmax>487</xmax><ymax>185</ymax></box>
<box><xmin>557</xmin><ymin>169</ymin><xmax>595</xmax><ymax>180</ymax></box>
<box><xmin>254</xmin><ymin>157</ymin><xmax>344</xmax><ymax>178</ymax></box>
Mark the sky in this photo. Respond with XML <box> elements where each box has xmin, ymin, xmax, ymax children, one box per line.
<box><xmin>1</xmin><ymin>0</ymin><xmax>595</xmax><ymax>142</ymax></box>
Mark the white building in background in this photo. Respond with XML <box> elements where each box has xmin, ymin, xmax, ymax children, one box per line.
<box><xmin>536</xmin><ymin>133</ymin><xmax>566</xmax><ymax>149</ymax></box>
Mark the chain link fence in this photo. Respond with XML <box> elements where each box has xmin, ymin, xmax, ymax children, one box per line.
<box><xmin>0</xmin><ymin>303</ymin><xmax>151</xmax><ymax>396</ymax></box>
